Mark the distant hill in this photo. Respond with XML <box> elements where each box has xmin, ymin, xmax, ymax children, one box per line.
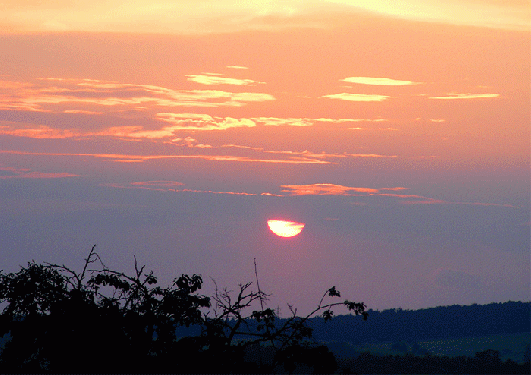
<box><xmin>174</xmin><ymin>301</ymin><xmax>530</xmax><ymax>346</ymax></box>
<box><xmin>308</xmin><ymin>301</ymin><xmax>530</xmax><ymax>345</ymax></box>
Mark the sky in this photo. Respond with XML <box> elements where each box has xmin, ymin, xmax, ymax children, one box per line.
<box><xmin>0</xmin><ymin>0</ymin><xmax>529</xmax><ymax>316</ymax></box>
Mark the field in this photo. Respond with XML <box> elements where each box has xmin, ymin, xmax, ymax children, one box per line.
<box><xmin>339</xmin><ymin>332</ymin><xmax>531</xmax><ymax>363</ymax></box>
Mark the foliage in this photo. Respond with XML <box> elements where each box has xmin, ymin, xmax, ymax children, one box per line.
<box><xmin>0</xmin><ymin>246</ymin><xmax>368</xmax><ymax>373</ymax></box>
<box><xmin>0</xmin><ymin>246</ymin><xmax>210</xmax><ymax>372</ymax></box>
<box><xmin>195</xmin><ymin>277</ymin><xmax>367</xmax><ymax>372</ymax></box>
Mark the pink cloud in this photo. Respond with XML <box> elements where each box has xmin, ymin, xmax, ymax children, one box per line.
<box><xmin>280</xmin><ymin>183</ymin><xmax>379</xmax><ymax>196</ymax></box>
<box><xmin>0</xmin><ymin>166</ymin><xmax>78</xmax><ymax>179</ymax></box>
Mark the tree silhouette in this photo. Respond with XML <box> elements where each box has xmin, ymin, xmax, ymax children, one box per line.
<box><xmin>0</xmin><ymin>246</ymin><xmax>368</xmax><ymax>373</ymax></box>
<box><xmin>0</xmin><ymin>246</ymin><xmax>210</xmax><ymax>372</ymax></box>
<box><xmin>194</xmin><ymin>278</ymin><xmax>366</xmax><ymax>373</ymax></box>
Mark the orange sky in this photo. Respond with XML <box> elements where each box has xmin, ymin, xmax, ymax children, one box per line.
<box><xmin>0</xmin><ymin>1</ymin><xmax>529</xmax><ymax>313</ymax></box>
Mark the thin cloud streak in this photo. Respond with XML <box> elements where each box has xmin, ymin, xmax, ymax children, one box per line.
<box><xmin>0</xmin><ymin>166</ymin><xmax>79</xmax><ymax>179</ymax></box>
<box><xmin>0</xmin><ymin>125</ymin><xmax>80</xmax><ymax>139</ymax></box>
<box><xmin>186</xmin><ymin>73</ymin><xmax>264</xmax><ymax>86</ymax></box>
<box><xmin>281</xmin><ymin>183</ymin><xmax>380</xmax><ymax>195</ymax></box>
<box><xmin>429</xmin><ymin>93</ymin><xmax>500</xmax><ymax>100</ymax></box>
<box><xmin>342</xmin><ymin>77</ymin><xmax>422</xmax><ymax>86</ymax></box>
<box><xmin>156</xmin><ymin>114</ymin><xmax>257</xmax><ymax>131</ymax></box>
<box><xmin>276</xmin><ymin>184</ymin><xmax>517</xmax><ymax>208</ymax></box>
<box><xmin>400</xmin><ymin>198</ymin><xmax>516</xmax><ymax>208</ymax></box>
<box><xmin>323</xmin><ymin>93</ymin><xmax>389</xmax><ymax>101</ymax></box>
<box><xmin>103</xmin><ymin>181</ymin><xmax>258</xmax><ymax>196</ymax></box>
<box><xmin>0</xmin><ymin>150</ymin><xmax>330</xmax><ymax>164</ymax></box>
<box><xmin>100</xmin><ymin>180</ymin><xmax>520</xmax><ymax>208</ymax></box>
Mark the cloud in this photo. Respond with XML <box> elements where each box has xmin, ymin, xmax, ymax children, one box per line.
<box><xmin>325</xmin><ymin>0</ymin><xmax>530</xmax><ymax>31</ymax></box>
<box><xmin>399</xmin><ymin>196</ymin><xmax>515</xmax><ymax>208</ymax></box>
<box><xmin>315</xmin><ymin>118</ymin><xmax>388</xmax><ymax>123</ymax></box>
<box><xmin>99</xmin><ymin>177</ymin><xmax>519</xmax><ymax>207</ymax></box>
<box><xmin>186</xmin><ymin>73</ymin><xmax>264</xmax><ymax>86</ymax></box>
<box><xmin>281</xmin><ymin>183</ymin><xmax>379</xmax><ymax>196</ymax></box>
<box><xmin>226</xmin><ymin>117</ymin><xmax>391</xmax><ymax>128</ymax></box>
<box><xmin>0</xmin><ymin>125</ymin><xmax>80</xmax><ymax>139</ymax></box>
<box><xmin>2</xmin><ymin>0</ymin><xmax>528</xmax><ymax>34</ymax></box>
<box><xmin>226</xmin><ymin>66</ymin><xmax>249</xmax><ymax>70</ymax></box>
<box><xmin>0</xmin><ymin>166</ymin><xmax>79</xmax><ymax>179</ymax></box>
<box><xmin>254</xmin><ymin>117</ymin><xmax>313</xmax><ymax>127</ymax></box>
<box><xmin>156</xmin><ymin>114</ymin><xmax>257</xmax><ymax>131</ymax></box>
<box><xmin>130</xmin><ymin>181</ymin><xmax>184</xmax><ymax>187</ymax></box>
<box><xmin>380</xmin><ymin>187</ymin><xmax>408</xmax><ymax>191</ymax></box>
<box><xmin>0</xmin><ymin>150</ymin><xmax>330</xmax><ymax>164</ymax></box>
<box><xmin>63</xmin><ymin>109</ymin><xmax>103</xmax><ymax>115</ymax></box>
<box><xmin>275</xmin><ymin>184</ymin><xmax>517</xmax><ymax>207</ymax></box>
<box><xmin>265</xmin><ymin>150</ymin><xmax>396</xmax><ymax>159</ymax></box>
<box><xmin>323</xmin><ymin>93</ymin><xmax>389</xmax><ymax>102</ymax></box>
<box><xmin>349</xmin><ymin>153</ymin><xmax>397</xmax><ymax>158</ymax></box>
<box><xmin>0</xmin><ymin>78</ymin><xmax>276</xmax><ymax>115</ymax></box>
<box><xmin>104</xmin><ymin>181</ymin><xmax>258</xmax><ymax>196</ymax></box>
<box><xmin>429</xmin><ymin>93</ymin><xmax>500</xmax><ymax>100</ymax></box>
<box><xmin>342</xmin><ymin>77</ymin><xmax>422</xmax><ymax>86</ymax></box>
<box><xmin>221</xmin><ymin>144</ymin><xmax>264</xmax><ymax>151</ymax></box>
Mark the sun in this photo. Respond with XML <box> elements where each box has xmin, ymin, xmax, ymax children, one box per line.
<box><xmin>267</xmin><ymin>220</ymin><xmax>305</xmax><ymax>238</ymax></box>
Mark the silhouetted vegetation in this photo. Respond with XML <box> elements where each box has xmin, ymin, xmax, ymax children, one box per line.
<box><xmin>0</xmin><ymin>246</ymin><xmax>367</xmax><ymax>373</ymax></box>
<box><xmin>1</xmin><ymin>246</ymin><xmax>529</xmax><ymax>373</ymax></box>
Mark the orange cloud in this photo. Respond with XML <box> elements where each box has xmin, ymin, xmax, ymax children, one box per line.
<box><xmin>156</xmin><ymin>114</ymin><xmax>257</xmax><ymax>131</ymax></box>
<box><xmin>315</xmin><ymin>118</ymin><xmax>388</xmax><ymax>123</ymax></box>
<box><xmin>221</xmin><ymin>144</ymin><xmax>264</xmax><ymax>151</ymax></box>
<box><xmin>265</xmin><ymin>150</ymin><xmax>396</xmax><ymax>159</ymax></box>
<box><xmin>342</xmin><ymin>77</ymin><xmax>422</xmax><ymax>86</ymax></box>
<box><xmin>186</xmin><ymin>73</ymin><xmax>264</xmax><ymax>86</ymax></box>
<box><xmin>429</xmin><ymin>93</ymin><xmax>500</xmax><ymax>100</ymax></box>
<box><xmin>0</xmin><ymin>166</ymin><xmax>78</xmax><ymax>179</ymax></box>
<box><xmin>100</xmin><ymin>179</ymin><xmax>517</xmax><ymax>207</ymax></box>
<box><xmin>254</xmin><ymin>117</ymin><xmax>313</xmax><ymax>127</ymax></box>
<box><xmin>380</xmin><ymin>187</ymin><xmax>408</xmax><ymax>191</ymax></box>
<box><xmin>281</xmin><ymin>183</ymin><xmax>379</xmax><ymax>196</ymax></box>
<box><xmin>323</xmin><ymin>93</ymin><xmax>389</xmax><ymax>102</ymax></box>
<box><xmin>226</xmin><ymin>66</ymin><xmax>249</xmax><ymax>70</ymax></box>
<box><xmin>0</xmin><ymin>78</ymin><xmax>276</xmax><ymax>115</ymax></box>
<box><xmin>0</xmin><ymin>125</ymin><xmax>79</xmax><ymax>139</ymax></box>
<box><xmin>0</xmin><ymin>150</ymin><xmax>329</xmax><ymax>164</ymax></box>
<box><xmin>63</xmin><ymin>109</ymin><xmax>102</xmax><ymax>115</ymax></box>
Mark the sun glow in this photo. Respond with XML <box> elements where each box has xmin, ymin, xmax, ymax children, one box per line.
<box><xmin>267</xmin><ymin>220</ymin><xmax>305</xmax><ymax>238</ymax></box>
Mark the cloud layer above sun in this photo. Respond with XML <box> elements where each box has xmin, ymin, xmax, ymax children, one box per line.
<box><xmin>1</xmin><ymin>0</ymin><xmax>529</xmax><ymax>34</ymax></box>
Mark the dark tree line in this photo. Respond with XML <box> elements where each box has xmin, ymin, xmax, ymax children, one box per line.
<box><xmin>0</xmin><ymin>246</ymin><xmax>367</xmax><ymax>373</ymax></box>
<box><xmin>308</xmin><ymin>301</ymin><xmax>531</xmax><ymax>346</ymax></box>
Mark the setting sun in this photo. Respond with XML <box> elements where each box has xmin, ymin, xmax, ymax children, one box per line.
<box><xmin>267</xmin><ymin>220</ymin><xmax>305</xmax><ymax>238</ymax></box>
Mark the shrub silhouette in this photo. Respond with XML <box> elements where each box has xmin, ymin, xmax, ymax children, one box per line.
<box><xmin>0</xmin><ymin>246</ymin><xmax>368</xmax><ymax>373</ymax></box>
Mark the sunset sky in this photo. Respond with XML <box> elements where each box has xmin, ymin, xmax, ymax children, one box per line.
<box><xmin>1</xmin><ymin>0</ymin><xmax>529</xmax><ymax>315</ymax></box>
